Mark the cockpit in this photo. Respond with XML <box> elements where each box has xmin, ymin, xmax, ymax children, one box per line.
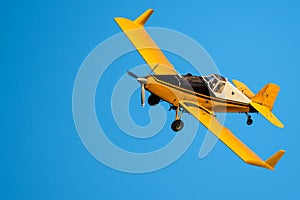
<box><xmin>203</xmin><ymin>74</ymin><xmax>227</xmax><ymax>93</ymax></box>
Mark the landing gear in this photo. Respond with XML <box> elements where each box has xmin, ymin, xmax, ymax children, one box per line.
<box><xmin>247</xmin><ymin>117</ymin><xmax>253</xmax><ymax>125</ymax></box>
<box><xmin>148</xmin><ymin>94</ymin><xmax>160</xmax><ymax>106</ymax></box>
<box><xmin>245</xmin><ymin>113</ymin><xmax>253</xmax><ymax>125</ymax></box>
<box><xmin>170</xmin><ymin>106</ymin><xmax>184</xmax><ymax>132</ymax></box>
<box><xmin>171</xmin><ymin>120</ymin><xmax>184</xmax><ymax>132</ymax></box>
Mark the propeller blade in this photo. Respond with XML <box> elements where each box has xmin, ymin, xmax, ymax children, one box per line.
<box><xmin>127</xmin><ymin>70</ymin><xmax>147</xmax><ymax>107</ymax></box>
<box><xmin>127</xmin><ymin>71</ymin><xmax>139</xmax><ymax>79</ymax></box>
<box><xmin>141</xmin><ymin>84</ymin><xmax>145</xmax><ymax>107</ymax></box>
<box><xmin>148</xmin><ymin>63</ymin><xmax>159</xmax><ymax>75</ymax></box>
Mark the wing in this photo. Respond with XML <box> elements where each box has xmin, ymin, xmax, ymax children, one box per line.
<box><xmin>179</xmin><ymin>100</ymin><xmax>285</xmax><ymax>170</ymax></box>
<box><xmin>114</xmin><ymin>9</ymin><xmax>178</xmax><ymax>75</ymax></box>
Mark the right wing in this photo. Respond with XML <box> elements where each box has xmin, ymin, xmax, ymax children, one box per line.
<box><xmin>114</xmin><ymin>9</ymin><xmax>178</xmax><ymax>75</ymax></box>
<box><xmin>179</xmin><ymin>100</ymin><xmax>285</xmax><ymax>170</ymax></box>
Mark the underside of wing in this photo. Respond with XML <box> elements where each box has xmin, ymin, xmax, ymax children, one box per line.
<box><xmin>179</xmin><ymin>100</ymin><xmax>285</xmax><ymax>170</ymax></box>
<box><xmin>114</xmin><ymin>9</ymin><xmax>178</xmax><ymax>75</ymax></box>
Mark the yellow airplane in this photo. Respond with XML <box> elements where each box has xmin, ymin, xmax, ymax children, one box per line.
<box><xmin>114</xmin><ymin>9</ymin><xmax>285</xmax><ymax>170</ymax></box>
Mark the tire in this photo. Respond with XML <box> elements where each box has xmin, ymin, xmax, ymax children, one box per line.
<box><xmin>247</xmin><ymin>118</ymin><xmax>253</xmax><ymax>125</ymax></box>
<box><xmin>171</xmin><ymin>120</ymin><xmax>184</xmax><ymax>132</ymax></box>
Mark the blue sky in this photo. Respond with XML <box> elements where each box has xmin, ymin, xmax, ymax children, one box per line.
<box><xmin>1</xmin><ymin>0</ymin><xmax>299</xmax><ymax>199</ymax></box>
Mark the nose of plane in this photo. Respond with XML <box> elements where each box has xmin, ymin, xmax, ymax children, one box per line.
<box><xmin>137</xmin><ymin>77</ymin><xmax>148</xmax><ymax>85</ymax></box>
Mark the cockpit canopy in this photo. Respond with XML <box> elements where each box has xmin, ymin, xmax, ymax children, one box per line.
<box><xmin>203</xmin><ymin>74</ymin><xmax>227</xmax><ymax>93</ymax></box>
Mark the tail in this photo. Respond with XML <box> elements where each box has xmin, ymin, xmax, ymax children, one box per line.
<box><xmin>250</xmin><ymin>83</ymin><xmax>284</xmax><ymax>128</ymax></box>
<box><xmin>251</xmin><ymin>83</ymin><xmax>280</xmax><ymax>111</ymax></box>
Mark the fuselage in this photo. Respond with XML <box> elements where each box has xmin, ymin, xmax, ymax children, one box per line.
<box><xmin>144</xmin><ymin>74</ymin><xmax>256</xmax><ymax>113</ymax></box>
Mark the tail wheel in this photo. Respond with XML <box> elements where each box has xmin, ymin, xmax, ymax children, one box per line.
<box><xmin>246</xmin><ymin>117</ymin><xmax>253</xmax><ymax>125</ymax></box>
<box><xmin>171</xmin><ymin>120</ymin><xmax>184</xmax><ymax>132</ymax></box>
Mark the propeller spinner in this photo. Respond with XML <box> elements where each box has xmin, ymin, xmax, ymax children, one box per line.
<box><xmin>127</xmin><ymin>71</ymin><xmax>148</xmax><ymax>107</ymax></box>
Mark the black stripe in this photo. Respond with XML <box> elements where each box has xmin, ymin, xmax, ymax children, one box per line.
<box><xmin>152</xmin><ymin>76</ymin><xmax>249</xmax><ymax>107</ymax></box>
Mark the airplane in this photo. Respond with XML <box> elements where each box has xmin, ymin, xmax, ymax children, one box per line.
<box><xmin>114</xmin><ymin>9</ymin><xmax>285</xmax><ymax>170</ymax></box>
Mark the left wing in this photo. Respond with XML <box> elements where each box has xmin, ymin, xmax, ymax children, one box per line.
<box><xmin>114</xmin><ymin>9</ymin><xmax>178</xmax><ymax>75</ymax></box>
<box><xmin>179</xmin><ymin>100</ymin><xmax>285</xmax><ymax>170</ymax></box>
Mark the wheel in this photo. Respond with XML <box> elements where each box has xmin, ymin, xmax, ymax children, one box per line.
<box><xmin>246</xmin><ymin>118</ymin><xmax>253</xmax><ymax>125</ymax></box>
<box><xmin>171</xmin><ymin>120</ymin><xmax>184</xmax><ymax>132</ymax></box>
<box><xmin>148</xmin><ymin>94</ymin><xmax>160</xmax><ymax>106</ymax></box>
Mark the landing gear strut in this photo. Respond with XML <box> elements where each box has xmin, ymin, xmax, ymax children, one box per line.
<box><xmin>170</xmin><ymin>106</ymin><xmax>184</xmax><ymax>132</ymax></box>
<box><xmin>245</xmin><ymin>113</ymin><xmax>253</xmax><ymax>125</ymax></box>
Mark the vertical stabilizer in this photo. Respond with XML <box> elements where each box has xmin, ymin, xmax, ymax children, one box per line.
<box><xmin>251</xmin><ymin>83</ymin><xmax>280</xmax><ymax>111</ymax></box>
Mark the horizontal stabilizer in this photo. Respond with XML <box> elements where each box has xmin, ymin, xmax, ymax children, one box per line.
<box><xmin>250</xmin><ymin>102</ymin><xmax>284</xmax><ymax>128</ymax></box>
<box><xmin>232</xmin><ymin>79</ymin><xmax>255</xmax><ymax>98</ymax></box>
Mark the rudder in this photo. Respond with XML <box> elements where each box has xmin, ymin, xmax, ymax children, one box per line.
<box><xmin>250</xmin><ymin>83</ymin><xmax>284</xmax><ymax>128</ymax></box>
<box><xmin>251</xmin><ymin>83</ymin><xmax>280</xmax><ymax>111</ymax></box>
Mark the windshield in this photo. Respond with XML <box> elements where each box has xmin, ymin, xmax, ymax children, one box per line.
<box><xmin>209</xmin><ymin>78</ymin><xmax>218</xmax><ymax>90</ymax></box>
<box><xmin>214</xmin><ymin>74</ymin><xmax>226</xmax><ymax>81</ymax></box>
<box><xmin>214</xmin><ymin>82</ymin><xmax>226</xmax><ymax>93</ymax></box>
<box><xmin>203</xmin><ymin>74</ymin><xmax>226</xmax><ymax>93</ymax></box>
<box><xmin>204</xmin><ymin>75</ymin><xmax>215</xmax><ymax>82</ymax></box>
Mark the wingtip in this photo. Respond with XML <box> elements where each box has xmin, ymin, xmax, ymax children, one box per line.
<box><xmin>246</xmin><ymin>149</ymin><xmax>285</xmax><ymax>171</ymax></box>
<box><xmin>278</xmin><ymin>123</ymin><xmax>284</xmax><ymax>128</ymax></box>
<box><xmin>265</xmin><ymin>149</ymin><xmax>285</xmax><ymax>169</ymax></box>
<box><xmin>246</xmin><ymin>160</ymin><xmax>274</xmax><ymax>170</ymax></box>
<box><xmin>134</xmin><ymin>9</ymin><xmax>154</xmax><ymax>26</ymax></box>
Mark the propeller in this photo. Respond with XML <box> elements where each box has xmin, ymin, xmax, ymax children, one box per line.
<box><xmin>141</xmin><ymin>84</ymin><xmax>145</xmax><ymax>107</ymax></box>
<box><xmin>147</xmin><ymin>63</ymin><xmax>159</xmax><ymax>75</ymax></box>
<box><xmin>127</xmin><ymin>70</ymin><xmax>139</xmax><ymax>79</ymax></box>
<box><xmin>127</xmin><ymin>71</ymin><xmax>147</xmax><ymax>107</ymax></box>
